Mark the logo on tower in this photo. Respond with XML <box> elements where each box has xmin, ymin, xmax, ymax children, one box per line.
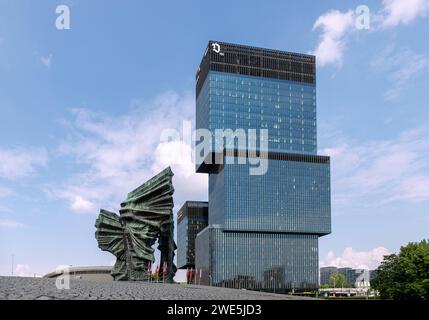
<box><xmin>212</xmin><ymin>42</ymin><xmax>221</xmax><ymax>53</ymax></box>
<box><xmin>211</xmin><ymin>42</ymin><xmax>224</xmax><ymax>56</ymax></box>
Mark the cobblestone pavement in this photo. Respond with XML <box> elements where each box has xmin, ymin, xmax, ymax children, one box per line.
<box><xmin>0</xmin><ymin>276</ymin><xmax>310</xmax><ymax>300</ymax></box>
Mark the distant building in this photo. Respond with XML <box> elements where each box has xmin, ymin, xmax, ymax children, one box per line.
<box><xmin>177</xmin><ymin>201</ymin><xmax>209</xmax><ymax>269</ymax></box>
<box><xmin>43</xmin><ymin>266</ymin><xmax>112</xmax><ymax>281</ymax></box>
<box><xmin>320</xmin><ymin>266</ymin><xmax>338</xmax><ymax>285</ymax></box>
<box><xmin>338</xmin><ymin>267</ymin><xmax>355</xmax><ymax>286</ymax></box>
<box><xmin>320</xmin><ymin>267</ymin><xmax>372</xmax><ymax>288</ymax></box>
<box><xmin>354</xmin><ymin>269</ymin><xmax>371</xmax><ymax>288</ymax></box>
<box><xmin>369</xmin><ymin>269</ymin><xmax>378</xmax><ymax>281</ymax></box>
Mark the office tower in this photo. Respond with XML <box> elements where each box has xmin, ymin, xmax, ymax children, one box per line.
<box><xmin>177</xmin><ymin>201</ymin><xmax>209</xmax><ymax>269</ymax></box>
<box><xmin>194</xmin><ymin>41</ymin><xmax>331</xmax><ymax>292</ymax></box>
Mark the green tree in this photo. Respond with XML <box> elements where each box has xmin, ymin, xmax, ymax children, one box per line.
<box><xmin>371</xmin><ymin>239</ymin><xmax>429</xmax><ymax>300</ymax></box>
<box><xmin>329</xmin><ymin>272</ymin><xmax>349</xmax><ymax>288</ymax></box>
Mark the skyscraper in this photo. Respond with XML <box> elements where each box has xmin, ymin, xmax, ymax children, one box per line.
<box><xmin>194</xmin><ymin>41</ymin><xmax>331</xmax><ymax>292</ymax></box>
<box><xmin>177</xmin><ymin>201</ymin><xmax>208</xmax><ymax>269</ymax></box>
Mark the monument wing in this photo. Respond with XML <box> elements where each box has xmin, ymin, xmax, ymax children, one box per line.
<box><xmin>94</xmin><ymin>167</ymin><xmax>177</xmax><ymax>281</ymax></box>
<box><xmin>94</xmin><ymin>209</ymin><xmax>125</xmax><ymax>260</ymax></box>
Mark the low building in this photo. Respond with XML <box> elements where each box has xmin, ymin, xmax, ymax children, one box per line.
<box><xmin>369</xmin><ymin>269</ymin><xmax>378</xmax><ymax>281</ymax></box>
<box><xmin>353</xmin><ymin>269</ymin><xmax>371</xmax><ymax>288</ymax></box>
<box><xmin>338</xmin><ymin>267</ymin><xmax>354</xmax><ymax>286</ymax></box>
<box><xmin>320</xmin><ymin>266</ymin><xmax>338</xmax><ymax>285</ymax></box>
<box><xmin>338</xmin><ymin>268</ymin><xmax>371</xmax><ymax>288</ymax></box>
<box><xmin>43</xmin><ymin>266</ymin><xmax>112</xmax><ymax>281</ymax></box>
<box><xmin>320</xmin><ymin>266</ymin><xmax>372</xmax><ymax>288</ymax></box>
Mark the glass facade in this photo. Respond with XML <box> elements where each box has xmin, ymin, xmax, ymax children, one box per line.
<box><xmin>193</xmin><ymin>41</ymin><xmax>331</xmax><ymax>293</ymax></box>
<box><xmin>320</xmin><ymin>267</ymin><xmax>373</xmax><ymax>288</ymax></box>
<box><xmin>337</xmin><ymin>268</ymin><xmax>371</xmax><ymax>288</ymax></box>
<box><xmin>177</xmin><ymin>201</ymin><xmax>209</xmax><ymax>269</ymax></box>
<box><xmin>196</xmin><ymin>72</ymin><xmax>317</xmax><ymax>155</ymax></box>
<box><xmin>196</xmin><ymin>226</ymin><xmax>319</xmax><ymax>291</ymax></box>
<box><xmin>209</xmin><ymin>155</ymin><xmax>330</xmax><ymax>234</ymax></box>
<box><xmin>320</xmin><ymin>266</ymin><xmax>339</xmax><ymax>285</ymax></box>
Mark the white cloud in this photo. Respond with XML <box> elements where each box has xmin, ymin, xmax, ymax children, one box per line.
<box><xmin>320</xmin><ymin>247</ymin><xmax>390</xmax><ymax>270</ymax></box>
<box><xmin>0</xmin><ymin>219</ymin><xmax>25</xmax><ymax>228</ymax></box>
<box><xmin>55</xmin><ymin>264</ymin><xmax>72</xmax><ymax>272</ymax></box>
<box><xmin>152</xmin><ymin>140</ymin><xmax>208</xmax><ymax>200</ymax></box>
<box><xmin>312</xmin><ymin>1</ymin><xmax>429</xmax><ymax>67</ymax></box>
<box><xmin>0</xmin><ymin>187</ymin><xmax>13</xmax><ymax>214</ymax></box>
<box><xmin>0</xmin><ymin>147</ymin><xmax>47</xmax><ymax>180</ymax></box>
<box><xmin>0</xmin><ymin>205</ymin><xmax>12</xmax><ymax>214</ymax></box>
<box><xmin>311</xmin><ymin>9</ymin><xmax>355</xmax><ymax>67</ymax></box>
<box><xmin>321</xmin><ymin>125</ymin><xmax>429</xmax><ymax>207</ymax></box>
<box><xmin>372</xmin><ymin>46</ymin><xmax>429</xmax><ymax>100</ymax></box>
<box><xmin>387</xmin><ymin>175</ymin><xmax>429</xmax><ymax>202</ymax></box>
<box><xmin>380</xmin><ymin>0</ymin><xmax>429</xmax><ymax>28</ymax></box>
<box><xmin>40</xmin><ymin>53</ymin><xmax>53</xmax><ymax>68</ymax></box>
<box><xmin>70</xmin><ymin>196</ymin><xmax>95</xmax><ymax>213</ymax></box>
<box><xmin>50</xmin><ymin>91</ymin><xmax>207</xmax><ymax>214</ymax></box>
<box><xmin>0</xmin><ymin>186</ymin><xmax>14</xmax><ymax>198</ymax></box>
<box><xmin>14</xmin><ymin>264</ymin><xmax>32</xmax><ymax>277</ymax></box>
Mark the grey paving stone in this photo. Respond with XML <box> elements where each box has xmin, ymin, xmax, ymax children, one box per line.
<box><xmin>0</xmin><ymin>276</ymin><xmax>311</xmax><ymax>300</ymax></box>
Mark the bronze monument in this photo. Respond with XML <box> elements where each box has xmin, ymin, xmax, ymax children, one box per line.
<box><xmin>95</xmin><ymin>167</ymin><xmax>176</xmax><ymax>282</ymax></box>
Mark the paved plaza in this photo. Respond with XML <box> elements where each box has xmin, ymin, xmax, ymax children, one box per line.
<box><xmin>0</xmin><ymin>276</ymin><xmax>310</xmax><ymax>300</ymax></box>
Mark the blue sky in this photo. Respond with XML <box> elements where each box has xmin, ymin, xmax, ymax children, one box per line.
<box><xmin>1</xmin><ymin>0</ymin><xmax>429</xmax><ymax>279</ymax></box>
